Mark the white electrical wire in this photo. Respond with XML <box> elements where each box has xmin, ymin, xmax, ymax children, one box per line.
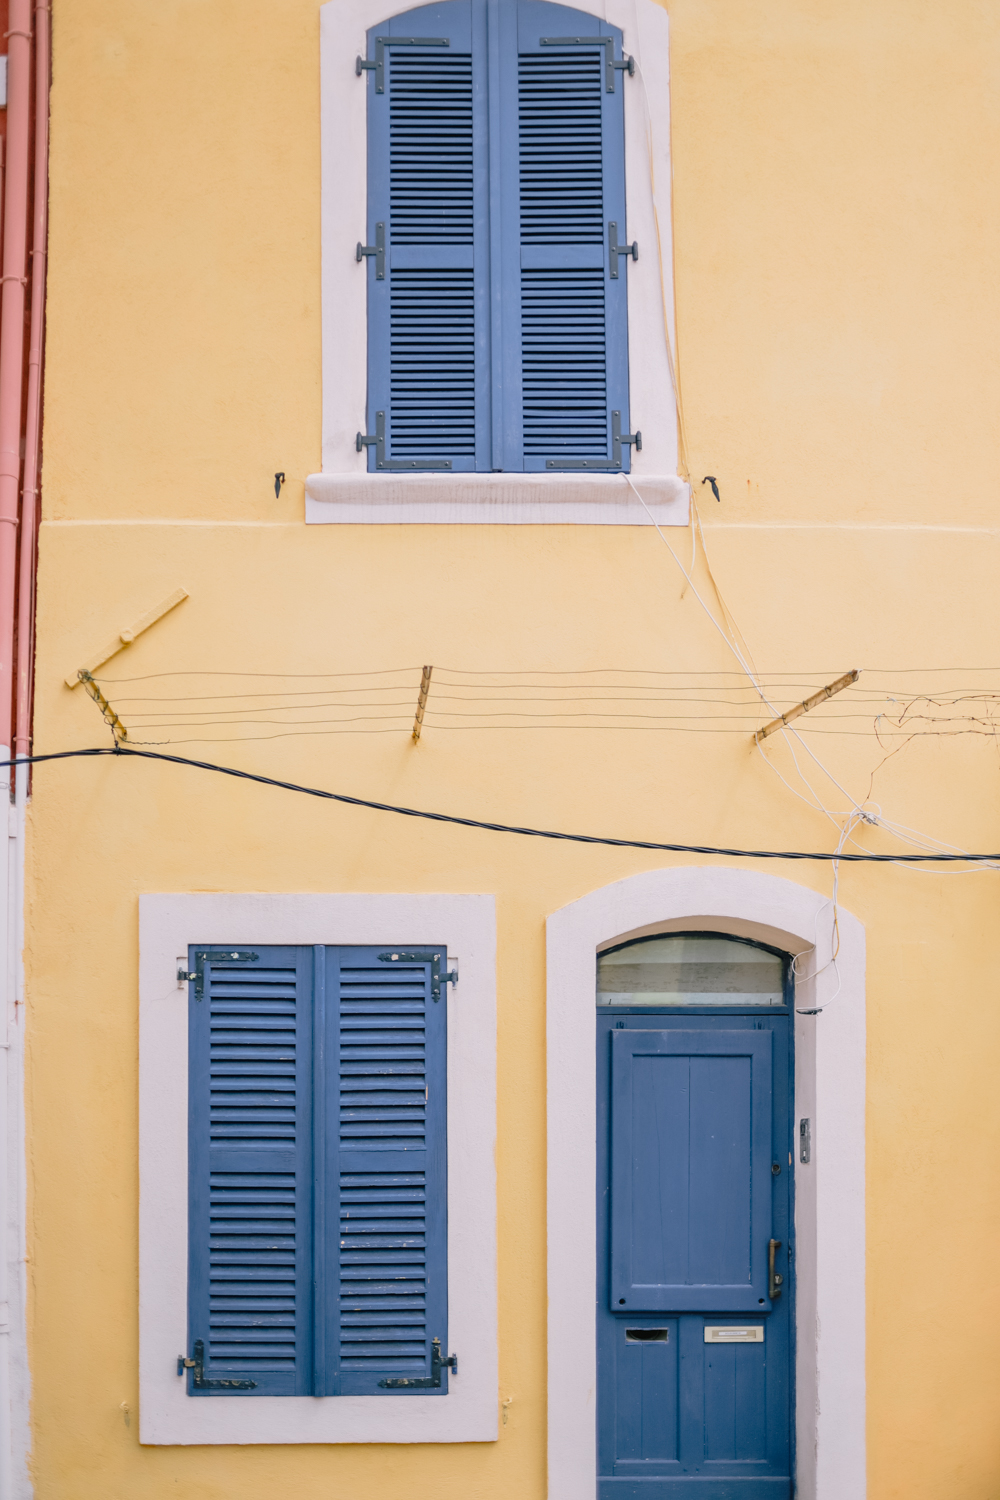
<box><xmin>617</xmin><ymin>28</ymin><xmax>994</xmax><ymax>895</ymax></box>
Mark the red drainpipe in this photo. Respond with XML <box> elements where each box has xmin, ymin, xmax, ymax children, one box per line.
<box><xmin>0</xmin><ymin>0</ymin><xmax>31</xmax><ymax>757</ymax></box>
<box><xmin>14</xmin><ymin>0</ymin><xmax>48</xmax><ymax>774</ymax></box>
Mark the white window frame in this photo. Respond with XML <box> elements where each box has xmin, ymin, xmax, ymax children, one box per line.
<box><xmin>546</xmin><ymin>866</ymin><xmax>867</xmax><ymax>1500</ymax></box>
<box><xmin>138</xmin><ymin>893</ymin><xmax>497</xmax><ymax>1445</ymax></box>
<box><xmin>307</xmin><ymin>0</ymin><xmax>690</xmax><ymax>526</ymax></box>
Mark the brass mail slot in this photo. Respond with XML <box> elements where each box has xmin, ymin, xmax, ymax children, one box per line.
<box><xmin>704</xmin><ymin>1325</ymin><xmax>764</xmax><ymax>1343</ymax></box>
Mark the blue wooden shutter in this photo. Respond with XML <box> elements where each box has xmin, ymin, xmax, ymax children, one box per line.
<box><xmin>321</xmin><ymin>946</ymin><xmax>449</xmax><ymax>1395</ymax></box>
<box><xmin>610</xmin><ymin>1029</ymin><xmax>774</xmax><ymax>1314</ymax></box>
<box><xmin>494</xmin><ymin>1</ymin><xmax>632</xmax><ymax>471</ymax></box>
<box><xmin>363</xmin><ymin>1</ymin><xmax>490</xmax><ymax>471</ymax></box>
<box><xmin>187</xmin><ymin>947</ymin><xmax>314</xmax><ymax>1395</ymax></box>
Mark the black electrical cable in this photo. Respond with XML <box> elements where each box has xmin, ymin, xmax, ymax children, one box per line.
<box><xmin>3</xmin><ymin>744</ymin><xmax>999</xmax><ymax>864</ymax></box>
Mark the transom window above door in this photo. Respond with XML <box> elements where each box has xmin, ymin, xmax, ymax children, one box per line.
<box><xmin>596</xmin><ymin>933</ymin><xmax>788</xmax><ymax>1007</ymax></box>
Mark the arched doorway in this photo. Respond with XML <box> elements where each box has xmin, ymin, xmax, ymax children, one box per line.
<box><xmin>595</xmin><ymin>931</ymin><xmax>793</xmax><ymax>1494</ymax></box>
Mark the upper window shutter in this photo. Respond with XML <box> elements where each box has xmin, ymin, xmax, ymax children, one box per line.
<box><xmin>495</xmin><ymin>1</ymin><xmax>633</xmax><ymax>472</ymax></box>
<box><xmin>324</xmin><ymin>946</ymin><xmax>449</xmax><ymax>1395</ymax></box>
<box><xmin>187</xmin><ymin>947</ymin><xmax>315</xmax><ymax>1396</ymax></box>
<box><xmin>363</xmin><ymin>1</ymin><xmax>490</xmax><ymax>472</ymax></box>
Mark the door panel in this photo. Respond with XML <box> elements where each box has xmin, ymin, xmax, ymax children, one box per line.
<box><xmin>613</xmin><ymin>1320</ymin><xmax>680</xmax><ymax>1463</ymax></box>
<box><xmin>598</xmin><ymin>1011</ymin><xmax>792</xmax><ymax>1498</ymax></box>
<box><xmin>610</xmin><ymin>1030</ymin><xmax>773</xmax><ymax>1312</ymax></box>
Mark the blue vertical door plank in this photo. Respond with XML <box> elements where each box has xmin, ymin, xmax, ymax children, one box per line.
<box><xmin>328</xmin><ymin>946</ymin><xmax>448</xmax><ymax>1395</ymax></box>
<box><xmin>365</xmin><ymin>2</ymin><xmax>489</xmax><ymax>470</ymax></box>
<box><xmin>187</xmin><ymin>946</ymin><xmax>314</xmax><ymax>1396</ymax></box>
<box><xmin>687</xmin><ymin>1055</ymin><xmax>754</xmax><ymax>1287</ymax></box>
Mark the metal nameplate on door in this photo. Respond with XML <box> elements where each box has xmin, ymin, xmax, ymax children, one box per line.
<box><xmin>704</xmin><ymin>1326</ymin><xmax>764</xmax><ymax>1343</ymax></box>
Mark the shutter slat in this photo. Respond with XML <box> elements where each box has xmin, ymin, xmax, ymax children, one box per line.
<box><xmin>188</xmin><ymin>949</ymin><xmax>314</xmax><ymax>1396</ymax></box>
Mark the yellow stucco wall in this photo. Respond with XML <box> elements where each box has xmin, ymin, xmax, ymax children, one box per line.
<box><xmin>26</xmin><ymin>0</ymin><xmax>1000</xmax><ymax>1495</ymax></box>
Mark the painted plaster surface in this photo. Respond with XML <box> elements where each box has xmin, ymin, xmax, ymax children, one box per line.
<box><xmin>25</xmin><ymin>0</ymin><xmax>1000</xmax><ymax>1497</ymax></box>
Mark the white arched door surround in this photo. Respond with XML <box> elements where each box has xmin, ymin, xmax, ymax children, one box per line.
<box><xmin>546</xmin><ymin>866</ymin><xmax>866</xmax><ymax>1500</ymax></box>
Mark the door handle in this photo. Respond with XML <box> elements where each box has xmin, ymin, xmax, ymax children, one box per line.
<box><xmin>768</xmin><ymin>1239</ymin><xmax>784</xmax><ymax>1300</ymax></box>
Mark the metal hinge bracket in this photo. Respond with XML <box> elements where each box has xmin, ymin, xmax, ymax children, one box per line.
<box><xmin>540</xmin><ymin>35</ymin><xmax>633</xmax><ymax>92</ymax></box>
<box><xmin>357</xmin><ymin>36</ymin><xmax>449</xmax><ymax>94</ymax></box>
<box><xmin>378</xmin><ymin>1337</ymin><xmax>457</xmax><ymax>1389</ymax></box>
<box><xmin>546</xmin><ymin>410</ymin><xmax>641</xmax><ymax>472</ymax></box>
<box><xmin>180</xmin><ymin>949</ymin><xmax>259</xmax><ymax>1001</ymax></box>
<box><xmin>377</xmin><ymin>948</ymin><xmax>456</xmax><ymax>1003</ymax></box>
<box><xmin>356</xmin><ymin>221</ymin><xmax>385</xmax><ymax>280</ymax></box>
<box><xmin>178</xmin><ymin>1338</ymin><xmax>257</xmax><ymax>1391</ymax></box>
<box><xmin>356</xmin><ymin>410</ymin><xmax>452</xmax><ymax>471</ymax></box>
<box><xmin>608</xmin><ymin>222</ymin><xmax>638</xmax><ymax>279</ymax></box>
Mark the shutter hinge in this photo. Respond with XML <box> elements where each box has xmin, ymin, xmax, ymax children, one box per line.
<box><xmin>540</xmin><ymin>35</ymin><xmax>634</xmax><ymax>92</ymax></box>
<box><xmin>546</xmin><ymin>411</ymin><xmax>641</xmax><ymax>472</ymax></box>
<box><xmin>356</xmin><ymin>410</ymin><xmax>453</xmax><ymax>472</ymax></box>
<box><xmin>608</xmin><ymin>222</ymin><xmax>638</xmax><ymax>279</ymax></box>
<box><xmin>356</xmin><ymin>221</ymin><xmax>385</xmax><ymax>280</ymax></box>
<box><xmin>377</xmin><ymin>948</ymin><xmax>456</xmax><ymax>1002</ymax></box>
<box><xmin>178</xmin><ymin>1338</ymin><xmax>257</xmax><ymax>1391</ymax></box>
<box><xmin>178</xmin><ymin>949</ymin><xmax>259</xmax><ymax>1001</ymax></box>
<box><xmin>378</xmin><ymin>1337</ymin><xmax>457</xmax><ymax>1389</ymax></box>
<box><xmin>356</xmin><ymin>36</ymin><xmax>449</xmax><ymax>94</ymax></box>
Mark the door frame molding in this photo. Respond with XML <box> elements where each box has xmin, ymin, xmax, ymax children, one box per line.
<box><xmin>546</xmin><ymin>866</ymin><xmax>866</xmax><ymax>1500</ymax></box>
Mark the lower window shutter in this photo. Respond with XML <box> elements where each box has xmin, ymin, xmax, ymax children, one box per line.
<box><xmin>187</xmin><ymin>947</ymin><xmax>315</xmax><ymax>1396</ymax></box>
<box><xmin>498</xmin><ymin>1</ymin><xmax>632</xmax><ymax>472</ymax></box>
<box><xmin>327</xmin><ymin>945</ymin><xmax>449</xmax><ymax>1395</ymax></box>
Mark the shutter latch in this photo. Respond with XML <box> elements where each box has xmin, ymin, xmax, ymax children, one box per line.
<box><xmin>608</xmin><ymin>223</ymin><xmax>638</xmax><ymax>280</ymax></box>
<box><xmin>546</xmin><ymin>411</ymin><xmax>641</xmax><ymax>472</ymax></box>
<box><xmin>378</xmin><ymin>1337</ymin><xmax>457</xmax><ymax>1389</ymax></box>
<box><xmin>356</xmin><ymin>222</ymin><xmax>385</xmax><ymax>280</ymax></box>
<box><xmin>356</xmin><ymin>36</ymin><xmax>449</xmax><ymax>94</ymax></box>
<box><xmin>178</xmin><ymin>1339</ymin><xmax>257</xmax><ymax>1391</ymax></box>
<box><xmin>356</xmin><ymin>411</ymin><xmax>453</xmax><ymax>472</ymax></box>
<box><xmin>617</xmin><ymin>412</ymin><xmax>642</xmax><ymax>458</ymax></box>
<box><xmin>540</xmin><ymin>35</ymin><xmax>634</xmax><ymax>93</ymax></box>
<box><xmin>377</xmin><ymin>948</ymin><xmax>456</xmax><ymax>1002</ymax></box>
<box><xmin>179</xmin><ymin>949</ymin><xmax>259</xmax><ymax>1001</ymax></box>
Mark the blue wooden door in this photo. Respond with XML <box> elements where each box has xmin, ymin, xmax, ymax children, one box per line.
<box><xmin>597</xmin><ymin>989</ymin><xmax>793</xmax><ymax>1496</ymax></box>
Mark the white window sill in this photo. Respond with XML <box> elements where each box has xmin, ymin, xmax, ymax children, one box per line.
<box><xmin>304</xmin><ymin>472</ymin><xmax>690</xmax><ymax>525</ymax></box>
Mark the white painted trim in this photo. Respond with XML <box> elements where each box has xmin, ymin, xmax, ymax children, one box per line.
<box><xmin>9</xmin><ymin>789</ymin><xmax>30</xmax><ymax>1498</ymax></box>
<box><xmin>305</xmin><ymin>473</ymin><xmax>689</xmax><ymax>525</ymax></box>
<box><xmin>139</xmin><ymin>894</ymin><xmax>497</xmax><ymax>1445</ymax></box>
<box><xmin>312</xmin><ymin>0</ymin><xmax>686</xmax><ymax>524</ymax></box>
<box><xmin>546</xmin><ymin>868</ymin><xmax>866</xmax><ymax>1500</ymax></box>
